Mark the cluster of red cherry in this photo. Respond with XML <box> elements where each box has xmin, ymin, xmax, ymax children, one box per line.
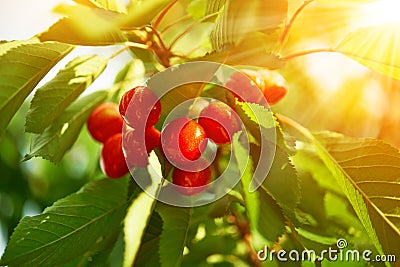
<box><xmin>86</xmin><ymin>69</ymin><xmax>287</xmax><ymax>195</ymax></box>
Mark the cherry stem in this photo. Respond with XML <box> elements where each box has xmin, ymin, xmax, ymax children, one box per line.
<box><xmin>153</xmin><ymin>0</ymin><xmax>179</xmax><ymax>29</ymax></box>
<box><xmin>281</xmin><ymin>48</ymin><xmax>335</xmax><ymax>61</ymax></box>
<box><xmin>108</xmin><ymin>45</ymin><xmax>136</xmax><ymax>60</ymax></box>
<box><xmin>275</xmin><ymin>0</ymin><xmax>314</xmax><ymax>54</ymax></box>
<box><xmin>230</xmin><ymin>209</ymin><xmax>262</xmax><ymax>267</ymax></box>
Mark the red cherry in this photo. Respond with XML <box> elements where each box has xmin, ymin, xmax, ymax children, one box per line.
<box><xmin>161</xmin><ymin>117</ymin><xmax>207</xmax><ymax>166</ymax></box>
<box><xmin>257</xmin><ymin>69</ymin><xmax>288</xmax><ymax>106</ymax></box>
<box><xmin>198</xmin><ymin>102</ymin><xmax>241</xmax><ymax>144</ymax></box>
<box><xmin>119</xmin><ymin>87</ymin><xmax>137</xmax><ymax>116</ymax></box>
<box><xmin>123</xmin><ymin>127</ymin><xmax>161</xmax><ymax>168</ymax></box>
<box><xmin>100</xmin><ymin>133</ymin><xmax>129</xmax><ymax>178</ymax></box>
<box><xmin>172</xmin><ymin>165</ymin><xmax>212</xmax><ymax>195</ymax></box>
<box><xmin>225</xmin><ymin>69</ymin><xmax>288</xmax><ymax>106</ymax></box>
<box><xmin>145</xmin><ymin>127</ymin><xmax>161</xmax><ymax>153</ymax></box>
<box><xmin>119</xmin><ymin>86</ymin><xmax>161</xmax><ymax>128</ymax></box>
<box><xmin>87</xmin><ymin>102</ymin><xmax>123</xmax><ymax>143</ymax></box>
<box><xmin>225</xmin><ymin>70</ymin><xmax>266</xmax><ymax>105</ymax></box>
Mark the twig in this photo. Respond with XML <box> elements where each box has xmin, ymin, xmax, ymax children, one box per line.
<box><xmin>281</xmin><ymin>48</ymin><xmax>336</xmax><ymax>61</ymax></box>
<box><xmin>275</xmin><ymin>0</ymin><xmax>314</xmax><ymax>54</ymax></box>
<box><xmin>108</xmin><ymin>46</ymin><xmax>132</xmax><ymax>60</ymax></box>
<box><xmin>230</xmin><ymin>210</ymin><xmax>262</xmax><ymax>267</ymax></box>
<box><xmin>153</xmin><ymin>0</ymin><xmax>179</xmax><ymax>29</ymax></box>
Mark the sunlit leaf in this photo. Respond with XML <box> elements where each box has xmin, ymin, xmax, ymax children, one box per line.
<box><xmin>0</xmin><ymin>38</ymin><xmax>39</xmax><ymax>56</ymax></box>
<box><xmin>39</xmin><ymin>4</ymin><xmax>126</xmax><ymax>45</ymax></box>
<box><xmin>316</xmin><ymin>0</ymin><xmax>376</xmax><ymax>2</ymax></box>
<box><xmin>157</xmin><ymin>204</ymin><xmax>192</xmax><ymax>267</ymax></box>
<box><xmin>285</xmin><ymin>123</ymin><xmax>400</xmax><ymax>259</ymax></box>
<box><xmin>123</xmin><ymin>189</ymin><xmax>157</xmax><ymax>267</ymax></box>
<box><xmin>73</xmin><ymin>0</ymin><xmax>128</xmax><ymax>13</ymax></box>
<box><xmin>0</xmin><ymin>41</ymin><xmax>73</xmax><ymax>138</ymax></box>
<box><xmin>26</xmin><ymin>55</ymin><xmax>108</xmax><ymax>134</ymax></box>
<box><xmin>283</xmin><ymin>2</ymin><xmax>368</xmax><ymax>54</ymax></box>
<box><xmin>114</xmin><ymin>59</ymin><xmax>146</xmax><ymax>93</ymax></box>
<box><xmin>205</xmin><ymin>0</ymin><xmax>226</xmax><ymax>16</ymax></box>
<box><xmin>0</xmin><ymin>177</ymin><xmax>129</xmax><ymax>267</ymax></box>
<box><xmin>197</xmin><ymin>33</ymin><xmax>284</xmax><ymax>69</ymax></box>
<box><xmin>336</xmin><ymin>22</ymin><xmax>400</xmax><ymax>80</ymax></box>
<box><xmin>24</xmin><ymin>90</ymin><xmax>108</xmax><ymax>163</ymax></box>
<box><xmin>119</xmin><ymin>0</ymin><xmax>173</xmax><ymax>27</ymax></box>
<box><xmin>186</xmin><ymin>0</ymin><xmax>207</xmax><ymax>19</ymax></box>
<box><xmin>123</xmin><ymin>152</ymin><xmax>163</xmax><ymax>267</ymax></box>
<box><xmin>133</xmin><ymin>212</ymin><xmax>162</xmax><ymax>267</ymax></box>
<box><xmin>170</xmin><ymin>22</ymin><xmax>214</xmax><ymax>58</ymax></box>
<box><xmin>210</xmin><ymin>0</ymin><xmax>287</xmax><ymax>50</ymax></box>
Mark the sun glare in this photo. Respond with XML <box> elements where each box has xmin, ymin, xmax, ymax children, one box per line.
<box><xmin>362</xmin><ymin>0</ymin><xmax>400</xmax><ymax>26</ymax></box>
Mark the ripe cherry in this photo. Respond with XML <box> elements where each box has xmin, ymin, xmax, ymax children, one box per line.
<box><xmin>257</xmin><ymin>69</ymin><xmax>288</xmax><ymax>106</ymax></box>
<box><xmin>225</xmin><ymin>69</ymin><xmax>288</xmax><ymax>106</ymax></box>
<box><xmin>161</xmin><ymin>117</ymin><xmax>207</xmax><ymax>167</ymax></box>
<box><xmin>119</xmin><ymin>86</ymin><xmax>161</xmax><ymax>128</ymax></box>
<box><xmin>124</xmin><ymin>127</ymin><xmax>161</xmax><ymax>168</ymax></box>
<box><xmin>100</xmin><ymin>133</ymin><xmax>129</xmax><ymax>178</ymax></box>
<box><xmin>225</xmin><ymin>70</ymin><xmax>265</xmax><ymax>105</ymax></box>
<box><xmin>198</xmin><ymin>102</ymin><xmax>241</xmax><ymax>145</ymax></box>
<box><xmin>145</xmin><ymin>127</ymin><xmax>161</xmax><ymax>153</ymax></box>
<box><xmin>119</xmin><ymin>87</ymin><xmax>137</xmax><ymax>117</ymax></box>
<box><xmin>172</xmin><ymin>165</ymin><xmax>212</xmax><ymax>195</ymax></box>
<box><xmin>87</xmin><ymin>102</ymin><xmax>123</xmax><ymax>143</ymax></box>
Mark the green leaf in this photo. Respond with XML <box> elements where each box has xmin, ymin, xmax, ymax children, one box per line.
<box><xmin>24</xmin><ymin>90</ymin><xmax>108</xmax><ymax>163</ymax></box>
<box><xmin>123</xmin><ymin>190</ymin><xmax>157</xmax><ymax>267</ymax></box>
<box><xmin>210</xmin><ymin>0</ymin><xmax>287</xmax><ymax>50</ymax></box>
<box><xmin>235</xmin><ymin>104</ymin><xmax>300</xmax><ymax>212</ymax></box>
<box><xmin>120</xmin><ymin>0</ymin><xmax>174</xmax><ymax>27</ymax></box>
<box><xmin>39</xmin><ymin>4</ymin><xmax>126</xmax><ymax>45</ymax></box>
<box><xmin>26</xmin><ymin>55</ymin><xmax>108</xmax><ymax>134</ymax></box>
<box><xmin>263</xmin><ymin>145</ymin><xmax>300</xmax><ymax>213</ymax></box>
<box><xmin>182</xmin><ymin>235</ymin><xmax>237</xmax><ymax>266</ymax></box>
<box><xmin>73</xmin><ymin>0</ymin><xmax>128</xmax><ymax>13</ymax></box>
<box><xmin>133</xmin><ymin>211</ymin><xmax>162</xmax><ymax>267</ymax></box>
<box><xmin>232</xmin><ymin>101</ymin><xmax>300</xmax><ymax>212</ymax></box>
<box><xmin>0</xmin><ymin>41</ymin><xmax>73</xmax><ymax>138</ymax></box>
<box><xmin>205</xmin><ymin>0</ymin><xmax>226</xmax><ymax>16</ymax></box>
<box><xmin>157</xmin><ymin>204</ymin><xmax>192</xmax><ymax>267</ymax></box>
<box><xmin>123</xmin><ymin>152</ymin><xmax>163</xmax><ymax>267</ymax></box>
<box><xmin>0</xmin><ymin>177</ymin><xmax>129</xmax><ymax>267</ymax></box>
<box><xmin>233</xmin><ymin>133</ymin><xmax>286</xmax><ymax>242</ymax></box>
<box><xmin>336</xmin><ymin>22</ymin><xmax>400</xmax><ymax>80</ymax></box>
<box><xmin>0</xmin><ymin>38</ymin><xmax>40</xmax><ymax>56</ymax></box>
<box><xmin>114</xmin><ymin>59</ymin><xmax>146</xmax><ymax>94</ymax></box>
<box><xmin>285</xmin><ymin>120</ymin><xmax>400</xmax><ymax>260</ymax></box>
<box><xmin>187</xmin><ymin>0</ymin><xmax>207</xmax><ymax>19</ymax></box>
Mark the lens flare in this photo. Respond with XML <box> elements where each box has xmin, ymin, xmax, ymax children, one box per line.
<box><xmin>362</xmin><ymin>0</ymin><xmax>400</xmax><ymax>26</ymax></box>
